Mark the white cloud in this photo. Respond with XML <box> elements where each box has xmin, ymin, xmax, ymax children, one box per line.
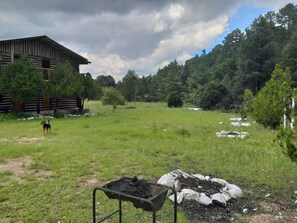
<box><xmin>81</xmin><ymin>53</ymin><xmax>129</xmax><ymax>81</ymax></box>
<box><xmin>168</xmin><ymin>4</ymin><xmax>185</xmax><ymax>20</ymax></box>
<box><xmin>252</xmin><ymin>0</ymin><xmax>297</xmax><ymax>10</ymax></box>
<box><xmin>2</xmin><ymin>0</ymin><xmax>291</xmax><ymax>81</ymax></box>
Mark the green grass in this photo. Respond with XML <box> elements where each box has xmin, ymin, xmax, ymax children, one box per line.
<box><xmin>0</xmin><ymin>101</ymin><xmax>296</xmax><ymax>222</ymax></box>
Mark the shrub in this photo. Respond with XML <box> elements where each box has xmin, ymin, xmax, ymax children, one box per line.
<box><xmin>53</xmin><ymin>110</ymin><xmax>65</xmax><ymax>119</ymax></box>
<box><xmin>101</xmin><ymin>88</ymin><xmax>125</xmax><ymax>106</ymax></box>
<box><xmin>277</xmin><ymin>126</ymin><xmax>297</xmax><ymax>163</ymax></box>
<box><xmin>199</xmin><ymin>81</ymin><xmax>230</xmax><ymax>110</ymax></box>
<box><xmin>167</xmin><ymin>93</ymin><xmax>183</xmax><ymax>108</ymax></box>
<box><xmin>251</xmin><ymin>65</ymin><xmax>292</xmax><ymax>129</ymax></box>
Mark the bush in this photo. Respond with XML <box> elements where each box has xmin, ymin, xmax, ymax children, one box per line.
<box><xmin>101</xmin><ymin>88</ymin><xmax>125</xmax><ymax>106</ymax></box>
<box><xmin>199</xmin><ymin>81</ymin><xmax>230</xmax><ymax>110</ymax></box>
<box><xmin>167</xmin><ymin>93</ymin><xmax>183</xmax><ymax>108</ymax></box>
<box><xmin>53</xmin><ymin>109</ymin><xmax>65</xmax><ymax>119</ymax></box>
<box><xmin>251</xmin><ymin>65</ymin><xmax>293</xmax><ymax>129</ymax></box>
<box><xmin>0</xmin><ymin>112</ymin><xmax>35</xmax><ymax>121</ymax></box>
<box><xmin>277</xmin><ymin>126</ymin><xmax>297</xmax><ymax>163</ymax></box>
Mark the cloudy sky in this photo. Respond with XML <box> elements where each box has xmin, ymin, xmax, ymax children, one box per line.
<box><xmin>0</xmin><ymin>0</ymin><xmax>296</xmax><ymax>81</ymax></box>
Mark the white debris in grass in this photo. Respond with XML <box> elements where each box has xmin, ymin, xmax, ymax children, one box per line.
<box><xmin>230</xmin><ymin>117</ymin><xmax>243</xmax><ymax>121</ymax></box>
<box><xmin>216</xmin><ymin>131</ymin><xmax>249</xmax><ymax>139</ymax></box>
<box><xmin>187</xmin><ymin>107</ymin><xmax>202</xmax><ymax>111</ymax></box>
<box><xmin>158</xmin><ymin>169</ymin><xmax>243</xmax><ymax>206</ymax></box>
<box><xmin>231</xmin><ymin>122</ymin><xmax>251</xmax><ymax>127</ymax></box>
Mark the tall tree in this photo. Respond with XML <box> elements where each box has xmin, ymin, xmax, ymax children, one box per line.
<box><xmin>47</xmin><ymin>61</ymin><xmax>78</xmax><ymax>108</ymax></box>
<box><xmin>238</xmin><ymin>16</ymin><xmax>278</xmax><ymax>94</ymax></box>
<box><xmin>281</xmin><ymin>31</ymin><xmax>297</xmax><ymax>84</ymax></box>
<box><xmin>121</xmin><ymin>70</ymin><xmax>139</xmax><ymax>104</ymax></box>
<box><xmin>252</xmin><ymin>64</ymin><xmax>293</xmax><ymax>129</ymax></box>
<box><xmin>96</xmin><ymin>75</ymin><xmax>116</xmax><ymax>87</ymax></box>
<box><xmin>73</xmin><ymin>72</ymin><xmax>102</xmax><ymax>111</ymax></box>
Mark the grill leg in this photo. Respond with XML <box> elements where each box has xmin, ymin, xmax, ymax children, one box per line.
<box><xmin>152</xmin><ymin>210</ymin><xmax>156</xmax><ymax>223</ymax></box>
<box><xmin>93</xmin><ymin>189</ymin><xmax>96</xmax><ymax>223</ymax></box>
<box><xmin>119</xmin><ymin>199</ymin><xmax>122</xmax><ymax>223</ymax></box>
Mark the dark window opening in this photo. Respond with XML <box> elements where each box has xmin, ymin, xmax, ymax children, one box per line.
<box><xmin>42</xmin><ymin>59</ymin><xmax>50</xmax><ymax>68</ymax></box>
<box><xmin>14</xmin><ymin>54</ymin><xmax>20</xmax><ymax>61</ymax></box>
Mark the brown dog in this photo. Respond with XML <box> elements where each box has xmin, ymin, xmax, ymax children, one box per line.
<box><xmin>40</xmin><ymin>119</ymin><xmax>51</xmax><ymax>135</ymax></box>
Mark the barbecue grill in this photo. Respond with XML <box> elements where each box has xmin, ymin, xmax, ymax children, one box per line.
<box><xmin>93</xmin><ymin>177</ymin><xmax>177</xmax><ymax>223</ymax></box>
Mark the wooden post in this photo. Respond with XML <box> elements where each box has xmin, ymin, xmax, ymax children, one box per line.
<box><xmin>11</xmin><ymin>42</ymin><xmax>14</xmax><ymax>63</ymax></box>
<box><xmin>291</xmin><ymin>97</ymin><xmax>295</xmax><ymax>129</ymax></box>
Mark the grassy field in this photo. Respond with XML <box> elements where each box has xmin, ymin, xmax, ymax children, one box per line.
<box><xmin>0</xmin><ymin>101</ymin><xmax>296</xmax><ymax>223</ymax></box>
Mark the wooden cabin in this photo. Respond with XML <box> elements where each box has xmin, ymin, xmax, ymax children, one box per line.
<box><xmin>0</xmin><ymin>35</ymin><xmax>90</xmax><ymax>113</ymax></box>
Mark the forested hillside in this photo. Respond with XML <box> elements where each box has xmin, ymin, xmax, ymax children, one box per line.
<box><xmin>130</xmin><ymin>3</ymin><xmax>297</xmax><ymax>110</ymax></box>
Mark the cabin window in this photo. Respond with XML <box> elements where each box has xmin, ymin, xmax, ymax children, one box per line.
<box><xmin>42</xmin><ymin>59</ymin><xmax>50</xmax><ymax>68</ymax></box>
<box><xmin>14</xmin><ymin>54</ymin><xmax>20</xmax><ymax>61</ymax></box>
<box><xmin>42</xmin><ymin>59</ymin><xmax>51</xmax><ymax>80</ymax></box>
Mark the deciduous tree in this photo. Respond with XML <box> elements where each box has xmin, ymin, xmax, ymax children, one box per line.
<box><xmin>1</xmin><ymin>56</ymin><xmax>44</xmax><ymax>112</ymax></box>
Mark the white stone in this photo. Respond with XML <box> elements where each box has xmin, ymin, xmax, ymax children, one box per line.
<box><xmin>243</xmin><ymin>208</ymin><xmax>248</xmax><ymax>213</ymax></box>
<box><xmin>192</xmin><ymin>174</ymin><xmax>206</xmax><ymax>181</ymax></box>
<box><xmin>198</xmin><ymin>193</ymin><xmax>212</xmax><ymax>206</ymax></box>
<box><xmin>173</xmin><ymin>169</ymin><xmax>191</xmax><ymax>179</ymax></box>
<box><xmin>157</xmin><ymin>172</ymin><xmax>178</xmax><ymax>187</ymax></box>
<box><xmin>181</xmin><ymin>189</ymin><xmax>200</xmax><ymax>201</ymax></box>
<box><xmin>174</xmin><ymin>180</ymin><xmax>181</xmax><ymax>192</ymax></box>
<box><xmin>176</xmin><ymin>192</ymin><xmax>184</xmax><ymax>204</ymax></box>
<box><xmin>169</xmin><ymin>189</ymin><xmax>200</xmax><ymax>204</ymax></box>
<box><xmin>222</xmin><ymin>183</ymin><xmax>243</xmax><ymax>198</ymax></box>
<box><xmin>211</xmin><ymin>193</ymin><xmax>229</xmax><ymax>206</ymax></box>
<box><xmin>210</xmin><ymin>178</ymin><xmax>228</xmax><ymax>186</ymax></box>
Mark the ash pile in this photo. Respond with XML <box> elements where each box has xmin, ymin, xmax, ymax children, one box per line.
<box><xmin>157</xmin><ymin>169</ymin><xmax>254</xmax><ymax>222</ymax></box>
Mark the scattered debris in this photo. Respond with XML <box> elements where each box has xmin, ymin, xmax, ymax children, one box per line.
<box><xmin>216</xmin><ymin>131</ymin><xmax>249</xmax><ymax>139</ymax></box>
<box><xmin>15</xmin><ymin>113</ymin><xmax>97</xmax><ymax>121</ymax></box>
<box><xmin>231</xmin><ymin>122</ymin><xmax>251</xmax><ymax>126</ymax></box>
<box><xmin>187</xmin><ymin>107</ymin><xmax>202</xmax><ymax>111</ymax></box>
<box><xmin>230</xmin><ymin>117</ymin><xmax>243</xmax><ymax>121</ymax></box>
